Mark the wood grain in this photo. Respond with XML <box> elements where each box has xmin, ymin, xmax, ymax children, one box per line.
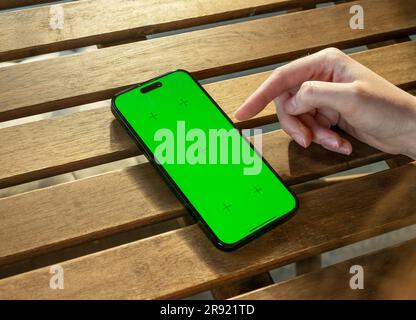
<box><xmin>234</xmin><ymin>239</ymin><xmax>416</xmax><ymax>299</ymax></box>
<box><xmin>0</xmin><ymin>163</ymin><xmax>183</xmax><ymax>265</ymax></box>
<box><xmin>0</xmin><ymin>0</ymin><xmax>329</xmax><ymax>61</ymax></box>
<box><xmin>1</xmin><ymin>41</ymin><xmax>415</xmax><ymax>188</ymax></box>
<box><xmin>1</xmin><ymin>162</ymin><xmax>415</xmax><ymax>299</ymax></box>
<box><xmin>212</xmin><ymin>272</ymin><xmax>274</xmax><ymax>299</ymax></box>
<box><xmin>295</xmin><ymin>256</ymin><xmax>321</xmax><ymax>275</ymax></box>
<box><xmin>1</xmin><ymin>0</ymin><xmax>415</xmax><ymax>120</ymax></box>
<box><xmin>0</xmin><ymin>128</ymin><xmax>389</xmax><ymax>266</ymax></box>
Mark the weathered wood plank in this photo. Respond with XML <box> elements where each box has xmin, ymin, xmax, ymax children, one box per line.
<box><xmin>212</xmin><ymin>272</ymin><xmax>274</xmax><ymax>299</ymax></box>
<box><xmin>1</xmin><ymin>162</ymin><xmax>415</xmax><ymax>299</ymax></box>
<box><xmin>1</xmin><ymin>41</ymin><xmax>415</xmax><ymax>188</ymax></box>
<box><xmin>0</xmin><ymin>0</ymin><xmax>415</xmax><ymax>120</ymax></box>
<box><xmin>0</xmin><ymin>0</ymin><xmax>328</xmax><ymax>61</ymax></box>
<box><xmin>0</xmin><ymin>128</ymin><xmax>387</xmax><ymax>266</ymax></box>
<box><xmin>234</xmin><ymin>238</ymin><xmax>416</xmax><ymax>299</ymax></box>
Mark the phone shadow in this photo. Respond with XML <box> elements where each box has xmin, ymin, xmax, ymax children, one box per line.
<box><xmin>113</xmin><ymin>126</ymin><xmax>308</xmax><ymax>281</ymax></box>
<box><xmin>147</xmin><ymin>134</ymin><xmax>381</xmax><ymax>290</ymax></box>
<box><xmin>140</xmin><ymin>139</ymin><xmax>318</xmax><ymax>287</ymax></box>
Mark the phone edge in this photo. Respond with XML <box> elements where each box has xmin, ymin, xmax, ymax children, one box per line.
<box><xmin>110</xmin><ymin>69</ymin><xmax>299</xmax><ymax>251</ymax></box>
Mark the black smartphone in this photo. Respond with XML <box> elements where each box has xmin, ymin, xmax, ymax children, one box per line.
<box><xmin>111</xmin><ymin>69</ymin><xmax>298</xmax><ymax>250</ymax></box>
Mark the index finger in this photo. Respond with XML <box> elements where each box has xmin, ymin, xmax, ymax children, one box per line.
<box><xmin>234</xmin><ymin>50</ymin><xmax>334</xmax><ymax>120</ymax></box>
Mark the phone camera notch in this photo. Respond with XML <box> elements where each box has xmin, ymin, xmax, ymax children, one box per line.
<box><xmin>140</xmin><ymin>81</ymin><xmax>162</xmax><ymax>94</ymax></box>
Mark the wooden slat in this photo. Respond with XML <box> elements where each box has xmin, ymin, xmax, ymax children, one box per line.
<box><xmin>0</xmin><ymin>163</ymin><xmax>182</xmax><ymax>266</ymax></box>
<box><xmin>0</xmin><ymin>0</ymin><xmax>328</xmax><ymax>61</ymax></box>
<box><xmin>291</xmin><ymin>174</ymin><xmax>369</xmax><ymax>194</ymax></box>
<box><xmin>0</xmin><ymin>128</ymin><xmax>387</xmax><ymax>266</ymax></box>
<box><xmin>1</xmin><ymin>41</ymin><xmax>415</xmax><ymax>188</ymax></box>
<box><xmin>0</xmin><ymin>0</ymin><xmax>415</xmax><ymax>120</ymax></box>
<box><xmin>0</xmin><ymin>0</ymin><xmax>57</xmax><ymax>11</ymax></box>
<box><xmin>233</xmin><ymin>239</ymin><xmax>416</xmax><ymax>299</ymax></box>
<box><xmin>0</xmin><ymin>108</ymin><xmax>137</xmax><ymax>189</ymax></box>
<box><xmin>1</xmin><ymin>162</ymin><xmax>415</xmax><ymax>299</ymax></box>
<box><xmin>386</xmin><ymin>155</ymin><xmax>413</xmax><ymax>168</ymax></box>
<box><xmin>212</xmin><ymin>272</ymin><xmax>274</xmax><ymax>299</ymax></box>
<box><xmin>295</xmin><ymin>256</ymin><xmax>321</xmax><ymax>275</ymax></box>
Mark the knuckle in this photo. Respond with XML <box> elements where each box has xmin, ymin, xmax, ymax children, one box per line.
<box><xmin>324</xmin><ymin>47</ymin><xmax>343</xmax><ymax>57</ymax></box>
<box><xmin>320</xmin><ymin>47</ymin><xmax>346</xmax><ymax>63</ymax></box>
<box><xmin>298</xmin><ymin>81</ymin><xmax>315</xmax><ymax>100</ymax></box>
<box><xmin>342</xmin><ymin>82</ymin><xmax>368</xmax><ymax>116</ymax></box>
<box><xmin>349</xmin><ymin>81</ymin><xmax>368</xmax><ymax>98</ymax></box>
<box><xmin>270</xmin><ymin>67</ymin><xmax>283</xmax><ymax>82</ymax></box>
<box><xmin>271</xmin><ymin>67</ymin><xmax>281</xmax><ymax>76</ymax></box>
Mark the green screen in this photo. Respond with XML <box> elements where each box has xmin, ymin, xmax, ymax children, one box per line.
<box><xmin>113</xmin><ymin>70</ymin><xmax>296</xmax><ymax>246</ymax></box>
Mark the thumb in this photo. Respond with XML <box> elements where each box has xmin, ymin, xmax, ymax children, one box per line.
<box><xmin>285</xmin><ymin>81</ymin><xmax>356</xmax><ymax>116</ymax></box>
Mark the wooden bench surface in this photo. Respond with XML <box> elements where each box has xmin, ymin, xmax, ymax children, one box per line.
<box><xmin>0</xmin><ymin>0</ymin><xmax>331</xmax><ymax>61</ymax></box>
<box><xmin>0</xmin><ymin>130</ymin><xmax>387</xmax><ymax>266</ymax></box>
<box><xmin>233</xmin><ymin>238</ymin><xmax>416</xmax><ymax>299</ymax></box>
<box><xmin>1</xmin><ymin>41</ymin><xmax>415</xmax><ymax>188</ymax></box>
<box><xmin>1</xmin><ymin>0</ymin><xmax>415</xmax><ymax>121</ymax></box>
<box><xmin>1</xmin><ymin>162</ymin><xmax>415</xmax><ymax>299</ymax></box>
<box><xmin>0</xmin><ymin>0</ymin><xmax>415</xmax><ymax>299</ymax></box>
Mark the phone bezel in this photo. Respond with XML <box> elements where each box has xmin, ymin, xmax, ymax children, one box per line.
<box><xmin>111</xmin><ymin>69</ymin><xmax>298</xmax><ymax>251</ymax></box>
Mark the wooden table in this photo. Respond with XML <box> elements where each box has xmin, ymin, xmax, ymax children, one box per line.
<box><xmin>0</xmin><ymin>0</ymin><xmax>415</xmax><ymax>299</ymax></box>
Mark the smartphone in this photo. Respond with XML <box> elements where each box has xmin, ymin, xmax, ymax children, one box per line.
<box><xmin>111</xmin><ymin>70</ymin><xmax>298</xmax><ymax>250</ymax></box>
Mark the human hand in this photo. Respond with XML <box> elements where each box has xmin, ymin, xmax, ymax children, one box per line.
<box><xmin>234</xmin><ymin>48</ymin><xmax>416</xmax><ymax>159</ymax></box>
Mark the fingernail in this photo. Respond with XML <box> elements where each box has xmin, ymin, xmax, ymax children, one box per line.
<box><xmin>322</xmin><ymin>138</ymin><xmax>340</xmax><ymax>150</ymax></box>
<box><xmin>339</xmin><ymin>143</ymin><xmax>352</xmax><ymax>155</ymax></box>
<box><xmin>292</xmin><ymin>134</ymin><xmax>307</xmax><ymax>148</ymax></box>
